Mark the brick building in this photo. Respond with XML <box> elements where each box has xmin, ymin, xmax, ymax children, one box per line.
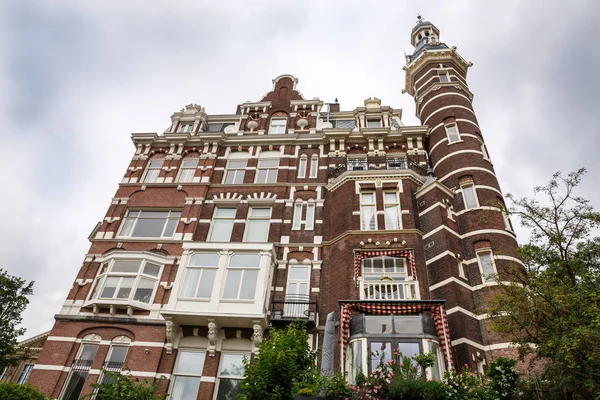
<box><xmin>30</xmin><ymin>20</ymin><xmax>522</xmax><ymax>400</ymax></box>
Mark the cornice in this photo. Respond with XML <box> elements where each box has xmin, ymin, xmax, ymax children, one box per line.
<box><xmin>325</xmin><ymin>169</ymin><xmax>426</xmax><ymax>193</ymax></box>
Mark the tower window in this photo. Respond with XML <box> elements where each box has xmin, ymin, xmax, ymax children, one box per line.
<box><xmin>477</xmin><ymin>250</ymin><xmax>496</xmax><ymax>282</ymax></box>
<box><xmin>462</xmin><ymin>185</ymin><xmax>478</xmax><ymax>210</ymax></box>
<box><xmin>438</xmin><ymin>72</ymin><xmax>450</xmax><ymax>83</ymax></box>
<box><xmin>445</xmin><ymin>123</ymin><xmax>461</xmax><ymax>143</ymax></box>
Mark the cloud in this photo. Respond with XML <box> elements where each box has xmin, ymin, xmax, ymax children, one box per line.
<box><xmin>1</xmin><ymin>0</ymin><xmax>599</xmax><ymax>337</ymax></box>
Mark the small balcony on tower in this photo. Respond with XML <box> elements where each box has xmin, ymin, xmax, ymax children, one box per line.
<box><xmin>358</xmin><ymin>255</ymin><xmax>421</xmax><ymax>301</ymax></box>
<box><xmin>327</xmin><ymin>156</ymin><xmax>427</xmax><ymax>181</ymax></box>
<box><xmin>269</xmin><ymin>294</ymin><xmax>318</xmax><ymax>328</ymax></box>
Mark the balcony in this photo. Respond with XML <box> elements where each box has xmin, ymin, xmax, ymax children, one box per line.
<box><xmin>270</xmin><ymin>295</ymin><xmax>318</xmax><ymax>328</ymax></box>
<box><xmin>327</xmin><ymin>156</ymin><xmax>427</xmax><ymax>180</ymax></box>
<box><xmin>360</xmin><ymin>280</ymin><xmax>420</xmax><ymax>300</ymax></box>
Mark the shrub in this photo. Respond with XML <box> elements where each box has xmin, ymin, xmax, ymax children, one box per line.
<box><xmin>387</xmin><ymin>379</ymin><xmax>446</xmax><ymax>400</ymax></box>
<box><xmin>486</xmin><ymin>357</ymin><xmax>519</xmax><ymax>400</ymax></box>
<box><xmin>0</xmin><ymin>382</ymin><xmax>47</xmax><ymax>400</ymax></box>
<box><xmin>319</xmin><ymin>373</ymin><xmax>353</xmax><ymax>398</ymax></box>
<box><xmin>88</xmin><ymin>368</ymin><xmax>167</xmax><ymax>400</ymax></box>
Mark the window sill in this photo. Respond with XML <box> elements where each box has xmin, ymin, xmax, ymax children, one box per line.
<box><xmin>177</xmin><ymin>297</ymin><xmax>210</xmax><ymax>302</ymax></box>
<box><xmin>220</xmin><ymin>299</ymin><xmax>255</xmax><ymax>304</ymax></box>
<box><xmin>447</xmin><ymin>140</ymin><xmax>464</xmax><ymax>145</ymax></box>
<box><xmin>84</xmin><ymin>299</ymin><xmax>154</xmax><ymax>315</ymax></box>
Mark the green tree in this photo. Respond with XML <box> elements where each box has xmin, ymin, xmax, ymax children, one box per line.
<box><xmin>0</xmin><ymin>269</ymin><xmax>34</xmax><ymax>370</ymax></box>
<box><xmin>239</xmin><ymin>322</ymin><xmax>316</xmax><ymax>400</ymax></box>
<box><xmin>486</xmin><ymin>169</ymin><xmax>600</xmax><ymax>399</ymax></box>
<box><xmin>0</xmin><ymin>382</ymin><xmax>47</xmax><ymax>400</ymax></box>
<box><xmin>88</xmin><ymin>368</ymin><xmax>168</xmax><ymax>400</ymax></box>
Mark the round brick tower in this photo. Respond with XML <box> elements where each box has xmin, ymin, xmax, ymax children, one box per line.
<box><xmin>405</xmin><ymin>19</ymin><xmax>522</xmax><ymax>370</ymax></box>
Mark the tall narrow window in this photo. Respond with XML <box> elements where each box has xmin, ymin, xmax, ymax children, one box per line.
<box><xmin>170</xmin><ymin>351</ymin><xmax>205</xmax><ymax>400</ymax></box>
<box><xmin>177</xmin><ymin>158</ymin><xmax>198</xmax><ymax>182</ymax></box>
<box><xmin>255</xmin><ymin>159</ymin><xmax>279</xmax><ymax>183</ymax></box>
<box><xmin>502</xmin><ymin>210</ymin><xmax>514</xmax><ymax>232</ymax></box>
<box><xmin>297</xmin><ymin>156</ymin><xmax>307</xmax><ymax>178</ymax></box>
<box><xmin>462</xmin><ymin>185</ymin><xmax>478</xmax><ymax>209</ymax></box>
<box><xmin>142</xmin><ymin>158</ymin><xmax>164</xmax><ymax>183</ymax></box>
<box><xmin>292</xmin><ymin>203</ymin><xmax>303</xmax><ymax>230</ymax></box>
<box><xmin>477</xmin><ymin>251</ymin><xmax>496</xmax><ymax>282</ymax></box>
<box><xmin>480</xmin><ymin>141</ymin><xmax>490</xmax><ymax>161</ymax></box>
<box><xmin>457</xmin><ymin>259</ymin><xmax>467</xmax><ymax>279</ymax></box>
<box><xmin>438</xmin><ymin>72</ymin><xmax>450</xmax><ymax>82</ymax></box>
<box><xmin>98</xmin><ymin>345</ymin><xmax>128</xmax><ymax>385</ymax></box>
<box><xmin>16</xmin><ymin>364</ymin><xmax>34</xmax><ymax>384</ymax></box>
<box><xmin>222</xmin><ymin>254</ymin><xmax>260</xmax><ymax>300</ymax></box>
<box><xmin>285</xmin><ymin>265</ymin><xmax>311</xmax><ymax>317</ymax></box>
<box><xmin>360</xmin><ymin>193</ymin><xmax>376</xmax><ymax>230</ymax></box>
<box><xmin>60</xmin><ymin>343</ymin><xmax>99</xmax><ymax>400</ymax></box>
<box><xmin>309</xmin><ymin>156</ymin><xmax>319</xmax><ymax>178</ymax></box>
<box><xmin>119</xmin><ymin>210</ymin><xmax>181</xmax><ymax>238</ymax></box>
<box><xmin>305</xmin><ymin>203</ymin><xmax>315</xmax><ymax>230</ymax></box>
<box><xmin>445</xmin><ymin>123</ymin><xmax>460</xmax><ymax>143</ymax></box>
<box><xmin>223</xmin><ymin>160</ymin><xmax>247</xmax><ymax>184</ymax></box>
<box><xmin>383</xmin><ymin>192</ymin><xmax>400</xmax><ymax>230</ymax></box>
<box><xmin>215</xmin><ymin>354</ymin><xmax>247</xmax><ymax>400</ymax></box>
<box><xmin>245</xmin><ymin>208</ymin><xmax>271</xmax><ymax>242</ymax></box>
<box><xmin>180</xmin><ymin>253</ymin><xmax>220</xmax><ymax>299</ymax></box>
<box><xmin>269</xmin><ymin>118</ymin><xmax>287</xmax><ymax>134</ymax></box>
<box><xmin>209</xmin><ymin>208</ymin><xmax>236</xmax><ymax>242</ymax></box>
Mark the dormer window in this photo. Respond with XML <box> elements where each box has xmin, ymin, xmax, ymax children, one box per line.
<box><xmin>366</xmin><ymin>119</ymin><xmax>382</xmax><ymax>128</ymax></box>
<box><xmin>438</xmin><ymin>72</ymin><xmax>450</xmax><ymax>83</ymax></box>
<box><xmin>269</xmin><ymin>118</ymin><xmax>287</xmax><ymax>134</ymax></box>
<box><xmin>178</xmin><ymin>123</ymin><xmax>193</xmax><ymax>133</ymax></box>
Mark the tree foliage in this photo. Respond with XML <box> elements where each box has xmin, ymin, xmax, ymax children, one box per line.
<box><xmin>486</xmin><ymin>168</ymin><xmax>600</xmax><ymax>398</ymax></box>
<box><xmin>239</xmin><ymin>322</ymin><xmax>316</xmax><ymax>400</ymax></box>
<box><xmin>0</xmin><ymin>382</ymin><xmax>47</xmax><ymax>400</ymax></box>
<box><xmin>88</xmin><ymin>368</ymin><xmax>168</xmax><ymax>400</ymax></box>
<box><xmin>0</xmin><ymin>269</ymin><xmax>34</xmax><ymax>369</ymax></box>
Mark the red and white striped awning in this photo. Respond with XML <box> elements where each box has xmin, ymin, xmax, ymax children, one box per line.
<box><xmin>340</xmin><ymin>300</ymin><xmax>454</xmax><ymax>371</ymax></box>
<box><xmin>354</xmin><ymin>249</ymin><xmax>417</xmax><ymax>281</ymax></box>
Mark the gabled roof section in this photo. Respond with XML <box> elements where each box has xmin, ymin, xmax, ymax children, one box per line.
<box><xmin>260</xmin><ymin>74</ymin><xmax>305</xmax><ymax>102</ymax></box>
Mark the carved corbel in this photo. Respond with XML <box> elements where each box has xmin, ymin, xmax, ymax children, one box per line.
<box><xmin>252</xmin><ymin>324</ymin><xmax>263</xmax><ymax>354</ymax></box>
<box><xmin>165</xmin><ymin>320</ymin><xmax>180</xmax><ymax>355</ymax></box>
<box><xmin>207</xmin><ymin>320</ymin><xmax>219</xmax><ymax>356</ymax></box>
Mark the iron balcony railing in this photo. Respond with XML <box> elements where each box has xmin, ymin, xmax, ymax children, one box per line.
<box><xmin>270</xmin><ymin>295</ymin><xmax>318</xmax><ymax>326</ymax></box>
<box><xmin>60</xmin><ymin>359</ymin><xmax>95</xmax><ymax>400</ymax></box>
<box><xmin>327</xmin><ymin>156</ymin><xmax>427</xmax><ymax>180</ymax></box>
<box><xmin>98</xmin><ymin>360</ymin><xmax>125</xmax><ymax>385</ymax></box>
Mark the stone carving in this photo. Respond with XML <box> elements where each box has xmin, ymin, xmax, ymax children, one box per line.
<box><xmin>252</xmin><ymin>324</ymin><xmax>263</xmax><ymax>354</ymax></box>
<box><xmin>207</xmin><ymin>321</ymin><xmax>219</xmax><ymax>356</ymax></box>
<box><xmin>165</xmin><ymin>320</ymin><xmax>179</xmax><ymax>355</ymax></box>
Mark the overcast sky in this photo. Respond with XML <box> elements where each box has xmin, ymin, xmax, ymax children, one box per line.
<box><xmin>1</xmin><ymin>0</ymin><xmax>599</xmax><ymax>339</ymax></box>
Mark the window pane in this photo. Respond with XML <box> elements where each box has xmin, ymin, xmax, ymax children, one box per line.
<box><xmin>370</xmin><ymin>342</ymin><xmax>392</xmax><ymax>371</ymax></box>
<box><xmin>250</xmin><ymin>208</ymin><xmax>271</xmax><ymax>217</ymax></box>
<box><xmin>90</xmin><ymin>277</ymin><xmax>104</xmax><ymax>299</ymax></box>
<box><xmin>119</xmin><ymin>217</ymin><xmax>135</xmax><ymax>237</ymax></box>
<box><xmin>246</xmin><ymin>220</ymin><xmax>270</xmax><ymax>242</ymax></box>
<box><xmin>429</xmin><ymin>342</ymin><xmax>442</xmax><ymax>381</ymax></box>
<box><xmin>463</xmin><ymin>186</ymin><xmax>477</xmax><ymax>209</ymax></box>
<box><xmin>230</xmin><ymin>254</ymin><xmax>260</xmax><ymax>268</ymax></box>
<box><xmin>171</xmin><ymin>376</ymin><xmax>201</xmax><ymax>400</ymax></box>
<box><xmin>385</xmin><ymin>206</ymin><xmax>400</xmax><ymax>229</ymax></box>
<box><xmin>479</xmin><ymin>253</ymin><xmax>495</xmax><ymax>279</ymax></box>
<box><xmin>133</xmin><ymin>278</ymin><xmax>155</xmax><ymax>303</ymax></box>
<box><xmin>112</xmin><ymin>260</ymin><xmax>141</xmax><ymax>274</ymax></box>
<box><xmin>398</xmin><ymin>342</ymin><xmax>420</xmax><ymax>359</ymax></box>
<box><xmin>228</xmin><ymin>160</ymin><xmax>247</xmax><ymax>169</ymax></box>
<box><xmin>289</xmin><ymin>266</ymin><xmax>310</xmax><ymax>280</ymax></box>
<box><xmin>163</xmin><ymin>218</ymin><xmax>178</xmax><ymax>238</ymax></box>
<box><xmin>222</xmin><ymin>270</ymin><xmax>242</xmax><ymax>299</ymax></box>
<box><xmin>361</xmin><ymin>193</ymin><xmax>374</xmax><ymax>203</ymax></box>
<box><xmin>305</xmin><ymin>204</ymin><xmax>315</xmax><ymax>230</ymax></box>
<box><xmin>196</xmin><ymin>268</ymin><xmax>217</xmax><ymax>298</ymax></box>
<box><xmin>100</xmin><ymin>277</ymin><xmax>119</xmax><ymax>298</ymax></box>
<box><xmin>117</xmin><ymin>278</ymin><xmax>134</xmax><ymax>299</ymax></box>
<box><xmin>181</xmin><ymin>269</ymin><xmax>201</xmax><ymax>298</ymax></box>
<box><xmin>446</xmin><ymin>124</ymin><xmax>460</xmax><ymax>143</ymax></box>
<box><xmin>215</xmin><ymin>208</ymin><xmax>236</xmax><ymax>218</ymax></box>
<box><xmin>384</xmin><ymin>193</ymin><xmax>397</xmax><ymax>203</ymax></box>
<box><xmin>365</xmin><ymin>316</ymin><xmax>392</xmax><ymax>333</ymax></box>
<box><xmin>361</xmin><ymin>206</ymin><xmax>375</xmax><ymax>230</ymax></box>
<box><xmin>259</xmin><ymin>159</ymin><xmax>279</xmax><ymax>168</ymax></box>
<box><xmin>309</xmin><ymin>157</ymin><xmax>318</xmax><ymax>178</ymax></box>
<box><xmin>175</xmin><ymin>351</ymin><xmax>205</xmax><ymax>375</ymax></box>
<box><xmin>239</xmin><ymin>270</ymin><xmax>258</xmax><ymax>299</ymax></box>
<box><xmin>178</xmin><ymin>169</ymin><xmax>195</xmax><ymax>183</ymax></box>
<box><xmin>216</xmin><ymin>378</ymin><xmax>241</xmax><ymax>400</ymax></box>
<box><xmin>61</xmin><ymin>370</ymin><xmax>90</xmax><ymax>400</ymax></box>
<box><xmin>293</xmin><ymin>204</ymin><xmax>303</xmax><ymax>229</ymax></box>
<box><xmin>182</xmin><ymin>159</ymin><xmax>198</xmax><ymax>168</ymax></box>
<box><xmin>298</xmin><ymin>158</ymin><xmax>307</xmax><ymax>177</ymax></box>
<box><xmin>366</xmin><ymin>120</ymin><xmax>381</xmax><ymax>128</ymax></box>
<box><xmin>220</xmin><ymin>354</ymin><xmax>246</xmax><ymax>377</ymax></box>
<box><xmin>132</xmin><ymin>218</ymin><xmax>166</xmax><ymax>237</ymax></box>
<box><xmin>143</xmin><ymin>263</ymin><xmax>161</xmax><ymax>277</ymax></box>
<box><xmin>209</xmin><ymin>220</ymin><xmax>234</xmax><ymax>242</ymax></box>
<box><xmin>79</xmin><ymin>344</ymin><xmax>99</xmax><ymax>361</ymax></box>
<box><xmin>190</xmin><ymin>253</ymin><xmax>220</xmax><ymax>266</ymax></box>
<box><xmin>108</xmin><ymin>346</ymin><xmax>128</xmax><ymax>364</ymax></box>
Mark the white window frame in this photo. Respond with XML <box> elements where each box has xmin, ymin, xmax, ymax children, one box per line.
<box><xmin>461</xmin><ymin>184</ymin><xmax>479</xmax><ymax>210</ymax></box>
<box><xmin>208</xmin><ymin>207</ymin><xmax>237</xmax><ymax>242</ymax></box>
<box><xmin>142</xmin><ymin>158</ymin><xmax>164</xmax><ymax>183</ymax></box>
<box><xmin>362</xmin><ymin>256</ymin><xmax>407</xmax><ymax>281</ymax></box>
<box><xmin>16</xmin><ymin>364</ymin><xmax>34</xmax><ymax>384</ymax></box>
<box><xmin>480</xmin><ymin>141</ymin><xmax>490</xmax><ymax>161</ymax></box>
<box><xmin>292</xmin><ymin>203</ymin><xmax>303</xmax><ymax>230</ymax></box>
<box><xmin>366</xmin><ymin>119</ymin><xmax>382</xmax><ymax>128</ymax></box>
<box><xmin>269</xmin><ymin>118</ymin><xmax>287</xmax><ymax>134</ymax></box>
<box><xmin>223</xmin><ymin>159</ymin><xmax>247</xmax><ymax>184</ymax></box>
<box><xmin>305</xmin><ymin>203</ymin><xmax>315</xmax><ymax>231</ymax></box>
<box><xmin>179</xmin><ymin>252</ymin><xmax>220</xmax><ymax>299</ymax></box>
<box><xmin>178</xmin><ymin>123</ymin><xmax>194</xmax><ymax>133</ymax></box>
<box><xmin>177</xmin><ymin>158</ymin><xmax>199</xmax><ymax>183</ymax></box>
<box><xmin>244</xmin><ymin>207</ymin><xmax>272</xmax><ymax>242</ymax></box>
<box><xmin>222</xmin><ymin>254</ymin><xmax>261</xmax><ymax>300</ymax></box>
<box><xmin>360</xmin><ymin>192</ymin><xmax>377</xmax><ymax>230</ymax></box>
<box><xmin>457</xmin><ymin>259</ymin><xmax>467</xmax><ymax>279</ymax></box>
<box><xmin>438</xmin><ymin>72</ymin><xmax>450</xmax><ymax>83</ymax></box>
<box><xmin>383</xmin><ymin>191</ymin><xmax>401</xmax><ymax>230</ymax></box>
<box><xmin>59</xmin><ymin>342</ymin><xmax>100</xmax><ymax>400</ymax></box>
<box><xmin>214</xmin><ymin>352</ymin><xmax>249</xmax><ymax>400</ymax></box>
<box><xmin>255</xmin><ymin>158</ymin><xmax>279</xmax><ymax>184</ymax></box>
<box><xmin>297</xmin><ymin>155</ymin><xmax>307</xmax><ymax>178</ymax></box>
<box><xmin>502</xmin><ymin>209</ymin><xmax>514</xmax><ymax>232</ymax></box>
<box><xmin>117</xmin><ymin>210</ymin><xmax>181</xmax><ymax>239</ymax></box>
<box><xmin>309</xmin><ymin>155</ymin><xmax>319</xmax><ymax>178</ymax></box>
<box><xmin>97</xmin><ymin>344</ymin><xmax>129</xmax><ymax>386</ymax></box>
<box><xmin>476</xmin><ymin>249</ymin><xmax>497</xmax><ymax>282</ymax></box>
<box><xmin>445</xmin><ymin>123</ymin><xmax>461</xmax><ymax>144</ymax></box>
<box><xmin>169</xmin><ymin>350</ymin><xmax>206</xmax><ymax>400</ymax></box>
<box><xmin>88</xmin><ymin>258</ymin><xmax>162</xmax><ymax>306</ymax></box>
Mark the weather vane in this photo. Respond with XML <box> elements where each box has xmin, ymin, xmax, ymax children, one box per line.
<box><xmin>416</xmin><ymin>13</ymin><xmax>423</xmax><ymax>23</ymax></box>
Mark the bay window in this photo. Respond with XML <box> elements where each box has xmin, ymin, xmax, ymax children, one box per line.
<box><xmin>222</xmin><ymin>254</ymin><xmax>260</xmax><ymax>300</ymax></box>
<box><xmin>360</xmin><ymin>192</ymin><xmax>376</xmax><ymax>230</ymax></box>
<box><xmin>208</xmin><ymin>208</ymin><xmax>236</xmax><ymax>242</ymax></box>
<box><xmin>180</xmin><ymin>253</ymin><xmax>220</xmax><ymax>299</ymax></box>
<box><xmin>118</xmin><ymin>210</ymin><xmax>181</xmax><ymax>238</ymax></box>
<box><xmin>89</xmin><ymin>259</ymin><xmax>161</xmax><ymax>305</ymax></box>
<box><xmin>244</xmin><ymin>208</ymin><xmax>271</xmax><ymax>242</ymax></box>
<box><xmin>170</xmin><ymin>351</ymin><xmax>205</xmax><ymax>400</ymax></box>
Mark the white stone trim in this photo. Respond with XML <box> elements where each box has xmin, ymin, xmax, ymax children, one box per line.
<box><xmin>431</xmin><ymin>150</ymin><xmax>483</xmax><ymax>170</ymax></box>
<box><xmin>438</xmin><ymin>166</ymin><xmax>497</xmax><ymax>184</ymax></box>
<box><xmin>425</xmin><ymin>250</ymin><xmax>456</xmax><ymax>265</ymax></box>
<box><xmin>423</xmin><ymin>105</ymin><xmax>476</xmax><ymax>125</ymax></box>
<box><xmin>418</xmin><ymin>202</ymin><xmax>445</xmax><ymax>217</ymax></box>
<box><xmin>418</xmin><ymin>92</ymin><xmax>472</xmax><ymax>117</ymax></box>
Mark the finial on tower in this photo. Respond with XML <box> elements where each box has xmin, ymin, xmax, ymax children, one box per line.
<box><xmin>416</xmin><ymin>13</ymin><xmax>423</xmax><ymax>24</ymax></box>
